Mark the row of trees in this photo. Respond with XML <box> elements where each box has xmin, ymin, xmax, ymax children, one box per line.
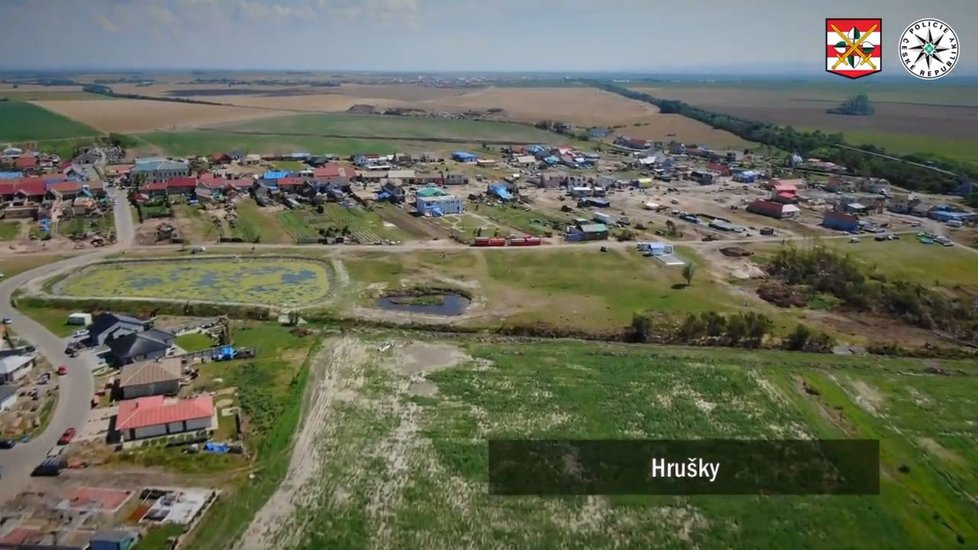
<box><xmin>767</xmin><ymin>246</ymin><xmax>978</xmax><ymax>344</ymax></box>
<box><xmin>594</xmin><ymin>83</ymin><xmax>970</xmax><ymax>194</ymax></box>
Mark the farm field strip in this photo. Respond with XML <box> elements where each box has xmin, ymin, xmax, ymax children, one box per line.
<box><xmin>0</xmin><ymin>101</ymin><xmax>99</xmax><ymax>141</ymax></box>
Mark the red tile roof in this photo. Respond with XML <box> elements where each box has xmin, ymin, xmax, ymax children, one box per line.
<box><xmin>167</xmin><ymin>177</ymin><xmax>198</xmax><ymax>189</ymax></box>
<box><xmin>14</xmin><ymin>178</ymin><xmax>46</xmax><ymax>197</ymax></box>
<box><xmin>197</xmin><ymin>174</ymin><xmax>226</xmax><ymax>188</ymax></box>
<box><xmin>313</xmin><ymin>162</ymin><xmax>356</xmax><ymax>179</ymax></box>
<box><xmin>0</xmin><ymin>182</ymin><xmax>14</xmax><ymax>195</ymax></box>
<box><xmin>48</xmin><ymin>181</ymin><xmax>83</xmax><ymax>193</ymax></box>
<box><xmin>227</xmin><ymin>179</ymin><xmax>253</xmax><ymax>189</ymax></box>
<box><xmin>777</xmin><ymin>191</ymin><xmax>797</xmax><ymax>200</ymax></box>
<box><xmin>139</xmin><ymin>181</ymin><xmax>168</xmax><ymax>192</ymax></box>
<box><xmin>14</xmin><ymin>155</ymin><xmax>37</xmax><ymax>169</ymax></box>
<box><xmin>276</xmin><ymin>176</ymin><xmax>305</xmax><ymax>187</ymax></box>
<box><xmin>773</xmin><ymin>183</ymin><xmax>798</xmax><ymax>192</ymax></box>
<box><xmin>116</xmin><ymin>395</ymin><xmax>214</xmax><ymax>430</ymax></box>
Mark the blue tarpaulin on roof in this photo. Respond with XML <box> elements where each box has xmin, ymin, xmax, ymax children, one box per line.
<box><xmin>543</xmin><ymin>156</ymin><xmax>559</xmax><ymax>165</ymax></box>
<box><xmin>0</xmin><ymin>172</ymin><xmax>22</xmax><ymax>180</ymax></box>
<box><xmin>377</xmin><ymin>191</ymin><xmax>392</xmax><ymax>200</ymax></box>
<box><xmin>489</xmin><ymin>185</ymin><xmax>512</xmax><ymax>201</ymax></box>
<box><xmin>263</xmin><ymin>171</ymin><xmax>288</xmax><ymax>180</ymax></box>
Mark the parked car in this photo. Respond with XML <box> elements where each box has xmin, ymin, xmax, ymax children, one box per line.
<box><xmin>56</xmin><ymin>365</ymin><xmax>68</xmax><ymax>376</ymax></box>
<box><xmin>1</xmin><ymin>318</ymin><xmax>11</xmax><ymax>325</ymax></box>
<box><xmin>0</xmin><ymin>439</ymin><xmax>16</xmax><ymax>449</ymax></box>
<box><xmin>72</xmin><ymin>329</ymin><xmax>89</xmax><ymax>338</ymax></box>
<box><xmin>57</xmin><ymin>428</ymin><xmax>76</xmax><ymax>445</ymax></box>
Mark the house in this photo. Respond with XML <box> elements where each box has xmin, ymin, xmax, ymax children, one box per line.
<box><xmin>88</xmin><ymin>313</ymin><xmax>150</xmax><ymax>347</ymax></box>
<box><xmin>417</xmin><ymin>194</ymin><xmax>464</xmax><ymax>216</ymax></box>
<box><xmin>771</xmin><ymin>181</ymin><xmax>800</xmax><ymax>204</ymax></box>
<box><xmin>733</xmin><ymin>170</ymin><xmax>758</xmax><ymax>183</ymax></box>
<box><xmin>211</xmin><ymin>153</ymin><xmax>232</xmax><ymax>165</ymax></box>
<box><xmin>131</xmin><ymin>159</ymin><xmax>190</xmax><ymax>183</ymax></box>
<box><xmin>165</xmin><ymin>177</ymin><xmax>198</xmax><ymax>196</ymax></box>
<box><xmin>387</xmin><ymin>169</ymin><xmax>417</xmax><ymax>184</ymax></box>
<box><xmin>513</xmin><ymin>155</ymin><xmax>538</xmax><ymax>167</ymax></box>
<box><xmin>240</xmin><ymin>154</ymin><xmax>262</xmax><ymax>166</ymax></box>
<box><xmin>263</xmin><ymin>170</ymin><xmax>289</xmax><ymax>180</ymax></box>
<box><xmin>487</xmin><ymin>183</ymin><xmax>514</xmax><ymax>202</ymax></box>
<box><xmin>106</xmin><ymin>329</ymin><xmax>175</xmax><ymax>366</ymax></box>
<box><xmin>444</xmin><ymin>173</ymin><xmax>468</xmax><ymax>186</ymax></box>
<box><xmin>416</xmin><ymin>186</ymin><xmax>448</xmax><ymax>199</ymax></box>
<box><xmin>690</xmin><ymin>170</ymin><xmax>715</xmax><ymax>185</ymax></box>
<box><xmin>597</xmin><ymin>175</ymin><xmax>623</xmax><ymax>189</ymax></box>
<box><xmin>588</xmin><ymin>127</ymin><xmax>611</xmax><ymax>139</ymax></box>
<box><xmin>14</xmin><ymin>154</ymin><xmax>37</xmax><ymax>171</ymax></box>
<box><xmin>707</xmin><ymin>162</ymin><xmax>732</xmax><ymax>176</ymax></box>
<box><xmin>312</xmin><ymin>162</ymin><xmax>356</xmax><ymax>185</ymax></box>
<box><xmin>0</xmin><ymin>385</ymin><xmax>17</xmax><ymax>412</ymax></box>
<box><xmin>747</xmin><ymin>200</ymin><xmax>800</xmax><ymax>219</ymax></box>
<box><xmin>566</xmin><ymin>174</ymin><xmax>588</xmax><ymax>187</ymax></box>
<box><xmin>568</xmin><ymin>223</ymin><xmax>608</xmax><ymax>241</ymax></box>
<box><xmin>585</xmin><ymin>197</ymin><xmax>610</xmax><ymax>208</ymax></box>
<box><xmin>115</xmin><ymin>395</ymin><xmax>215</xmax><ymax>441</ymax></box>
<box><xmin>0</xmin><ymin>354</ymin><xmax>35</xmax><ymax>384</ymax></box>
<box><xmin>415</xmin><ymin>172</ymin><xmax>443</xmax><ymax>185</ymax></box>
<box><xmin>376</xmin><ymin>182</ymin><xmax>405</xmax><ymax>204</ymax></box>
<box><xmin>823</xmin><ymin>211</ymin><xmax>859</xmax><ymax>232</ymax></box>
<box><xmin>538</xmin><ymin>171</ymin><xmax>566</xmax><ymax>188</ymax></box>
<box><xmin>118</xmin><ymin>357</ymin><xmax>183</xmax><ymax>400</ymax></box>
<box><xmin>88</xmin><ymin>530</ymin><xmax>138</xmax><ymax>550</ymax></box>
<box><xmin>451</xmin><ymin>151</ymin><xmax>478</xmax><ymax>163</ymax></box>
<box><xmin>615</xmin><ymin>136</ymin><xmax>649</xmax><ymax>150</ymax></box>
<box><xmin>844</xmin><ymin>202</ymin><xmax>868</xmax><ymax>215</ymax></box>
<box><xmin>72</xmin><ymin>151</ymin><xmax>100</xmax><ymax>165</ymax></box>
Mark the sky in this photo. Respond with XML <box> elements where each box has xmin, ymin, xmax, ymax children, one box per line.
<box><xmin>0</xmin><ymin>0</ymin><xmax>974</xmax><ymax>75</ymax></box>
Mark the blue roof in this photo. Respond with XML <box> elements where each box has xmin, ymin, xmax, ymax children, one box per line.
<box><xmin>0</xmin><ymin>171</ymin><xmax>23</xmax><ymax>180</ymax></box>
<box><xmin>263</xmin><ymin>171</ymin><xmax>288</xmax><ymax>180</ymax></box>
<box><xmin>543</xmin><ymin>156</ymin><xmax>559</xmax><ymax>164</ymax></box>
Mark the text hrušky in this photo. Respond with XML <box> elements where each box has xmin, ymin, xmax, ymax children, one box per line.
<box><xmin>649</xmin><ymin>458</ymin><xmax>720</xmax><ymax>482</ymax></box>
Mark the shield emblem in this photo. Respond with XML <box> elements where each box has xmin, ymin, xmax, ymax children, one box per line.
<box><xmin>826</xmin><ymin>19</ymin><xmax>882</xmax><ymax>79</ymax></box>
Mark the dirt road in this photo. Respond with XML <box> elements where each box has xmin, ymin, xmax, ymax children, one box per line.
<box><xmin>235</xmin><ymin>337</ymin><xmax>367</xmax><ymax>550</ymax></box>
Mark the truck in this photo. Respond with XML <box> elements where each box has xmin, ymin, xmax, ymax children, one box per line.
<box><xmin>593</xmin><ymin>212</ymin><xmax>615</xmax><ymax>225</ymax></box>
<box><xmin>32</xmin><ymin>456</ymin><xmax>65</xmax><ymax>477</ymax></box>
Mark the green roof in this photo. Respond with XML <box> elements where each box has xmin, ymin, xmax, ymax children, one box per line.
<box><xmin>579</xmin><ymin>223</ymin><xmax>608</xmax><ymax>233</ymax></box>
<box><xmin>417</xmin><ymin>186</ymin><xmax>447</xmax><ymax>198</ymax></box>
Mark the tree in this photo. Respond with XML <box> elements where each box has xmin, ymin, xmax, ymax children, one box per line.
<box><xmin>682</xmin><ymin>263</ymin><xmax>695</xmax><ymax>287</ymax></box>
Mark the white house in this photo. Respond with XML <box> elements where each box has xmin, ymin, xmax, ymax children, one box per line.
<box><xmin>416</xmin><ymin>195</ymin><xmax>464</xmax><ymax>216</ymax></box>
<box><xmin>0</xmin><ymin>355</ymin><xmax>35</xmax><ymax>384</ymax></box>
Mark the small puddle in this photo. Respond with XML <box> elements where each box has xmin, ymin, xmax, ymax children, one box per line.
<box><xmin>375</xmin><ymin>292</ymin><xmax>471</xmax><ymax>316</ymax></box>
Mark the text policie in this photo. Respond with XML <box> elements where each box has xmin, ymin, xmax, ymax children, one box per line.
<box><xmin>649</xmin><ymin>457</ymin><xmax>720</xmax><ymax>483</ymax></box>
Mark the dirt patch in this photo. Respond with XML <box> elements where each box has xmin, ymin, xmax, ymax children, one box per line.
<box><xmin>394</xmin><ymin>342</ymin><xmax>469</xmax><ymax>375</ymax></box>
<box><xmin>407</xmin><ymin>380</ymin><xmax>438</xmax><ymax>396</ymax></box>
<box><xmin>916</xmin><ymin>437</ymin><xmax>963</xmax><ymax>464</ymax></box>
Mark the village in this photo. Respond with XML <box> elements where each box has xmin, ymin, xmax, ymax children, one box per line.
<box><xmin>2</xmin><ymin>128</ymin><xmax>978</xmax><ymax>550</ymax></box>
<box><xmin>3</xmin><ymin>134</ymin><xmax>975</xmax><ymax>267</ymax></box>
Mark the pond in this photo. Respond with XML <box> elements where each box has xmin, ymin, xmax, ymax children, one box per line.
<box><xmin>375</xmin><ymin>292</ymin><xmax>471</xmax><ymax>316</ymax></box>
<box><xmin>57</xmin><ymin>258</ymin><xmax>332</xmax><ymax>306</ymax></box>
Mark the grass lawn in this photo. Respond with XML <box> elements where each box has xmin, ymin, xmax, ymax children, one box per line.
<box><xmin>235</xmin><ymin>199</ymin><xmax>291</xmax><ymax>244</ymax></box>
<box><xmin>0</xmin><ymin>220</ymin><xmax>21</xmax><ymax>240</ymax></box>
<box><xmin>213</xmin><ymin>112</ymin><xmax>569</xmax><ymax>144</ymax></box>
<box><xmin>56</xmin><ymin>214</ymin><xmax>113</xmax><ymax>237</ymax></box>
<box><xmin>183</xmin><ymin>324</ymin><xmax>318</xmax><ymax>550</ymax></box>
<box><xmin>0</xmin><ymin>254</ymin><xmax>72</xmax><ymax>278</ymax></box>
<box><xmin>175</xmin><ymin>332</ymin><xmax>214</xmax><ymax>352</ymax></box>
<box><xmin>0</xmin><ymin>101</ymin><xmax>99</xmax><ymax>141</ymax></box>
<box><xmin>342</xmin><ymin>247</ymin><xmax>744</xmax><ymax>331</ymax></box>
<box><xmin>269</xmin><ymin>160</ymin><xmax>306</xmax><ymax>171</ymax></box>
<box><xmin>429</xmin><ymin>213</ymin><xmax>502</xmax><ymax>239</ymax></box>
<box><xmin>133</xmin><ymin>523</ymin><xmax>185</xmax><ymax>550</ymax></box>
<box><xmin>277</xmin><ymin>203</ymin><xmax>412</xmax><ymax>244</ymax></box>
<box><xmin>14</xmin><ymin>304</ymin><xmax>77</xmax><ymax>337</ymax></box>
<box><xmin>253</xmin><ymin>335</ymin><xmax>978</xmax><ymax>548</ymax></box>
<box><xmin>475</xmin><ymin>203</ymin><xmax>572</xmax><ymax>237</ymax></box>
<box><xmin>172</xmin><ymin>204</ymin><xmax>219</xmax><ymax>243</ymax></box>
<box><xmin>747</xmin><ymin>238</ymin><xmax>978</xmax><ymax>290</ymax></box>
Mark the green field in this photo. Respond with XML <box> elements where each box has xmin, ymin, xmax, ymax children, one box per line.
<box><xmin>175</xmin><ymin>332</ymin><xmax>215</xmax><ymax>352</ymax></box>
<box><xmin>0</xmin><ymin>221</ymin><xmax>20</xmax><ymax>241</ymax></box>
<box><xmin>138</xmin><ymin>131</ymin><xmax>423</xmax><ymax>157</ymax></box>
<box><xmin>475</xmin><ymin>203</ymin><xmax>572</xmax><ymax>237</ymax></box>
<box><xmin>56</xmin><ymin>214</ymin><xmax>114</xmax><ymax>238</ymax></box>
<box><xmin>252</xmin><ymin>336</ymin><xmax>978</xmax><ymax>548</ymax></box>
<box><xmin>57</xmin><ymin>258</ymin><xmax>332</xmax><ymax>306</ymax></box>
<box><xmin>838</xmin><ymin>131</ymin><xmax>978</xmax><ymax>164</ymax></box>
<box><xmin>235</xmin><ymin>199</ymin><xmax>291</xmax><ymax>244</ymax></box>
<box><xmin>631</xmin><ymin>81</ymin><xmax>978</xmax><ymax>106</ymax></box>
<box><xmin>213</xmin><ymin>112</ymin><xmax>568</xmax><ymax>144</ymax></box>
<box><xmin>342</xmin><ymin>247</ymin><xmax>741</xmax><ymax>331</ymax></box>
<box><xmin>0</xmin><ymin>91</ymin><xmax>113</xmax><ymax>101</ymax></box>
<box><xmin>748</xmin><ymin>239</ymin><xmax>978</xmax><ymax>290</ymax></box>
<box><xmin>277</xmin><ymin>203</ymin><xmax>412</xmax><ymax>244</ymax></box>
<box><xmin>0</xmin><ymin>101</ymin><xmax>99</xmax><ymax>141</ymax></box>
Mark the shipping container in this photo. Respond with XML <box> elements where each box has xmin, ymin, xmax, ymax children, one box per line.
<box><xmin>472</xmin><ymin>237</ymin><xmax>491</xmax><ymax>247</ymax></box>
<box><xmin>488</xmin><ymin>238</ymin><xmax>506</xmax><ymax>247</ymax></box>
<box><xmin>524</xmin><ymin>237</ymin><xmax>542</xmax><ymax>246</ymax></box>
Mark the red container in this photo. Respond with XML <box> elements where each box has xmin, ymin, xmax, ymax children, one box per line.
<box><xmin>524</xmin><ymin>237</ymin><xmax>542</xmax><ymax>246</ymax></box>
<box><xmin>488</xmin><ymin>238</ymin><xmax>506</xmax><ymax>247</ymax></box>
<box><xmin>473</xmin><ymin>237</ymin><xmax>490</xmax><ymax>247</ymax></box>
<box><xmin>509</xmin><ymin>238</ymin><xmax>527</xmax><ymax>246</ymax></box>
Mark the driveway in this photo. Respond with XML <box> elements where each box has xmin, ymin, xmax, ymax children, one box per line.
<box><xmin>0</xmin><ymin>189</ymin><xmax>132</xmax><ymax>500</ymax></box>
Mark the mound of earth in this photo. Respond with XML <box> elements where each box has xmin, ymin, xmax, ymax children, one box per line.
<box><xmin>347</xmin><ymin>104</ymin><xmax>375</xmax><ymax>114</ymax></box>
<box><xmin>757</xmin><ymin>282</ymin><xmax>807</xmax><ymax>307</ymax></box>
<box><xmin>720</xmin><ymin>246</ymin><xmax>753</xmax><ymax>257</ymax></box>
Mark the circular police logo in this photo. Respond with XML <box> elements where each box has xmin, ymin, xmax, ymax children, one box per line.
<box><xmin>900</xmin><ymin>19</ymin><xmax>959</xmax><ymax>80</ymax></box>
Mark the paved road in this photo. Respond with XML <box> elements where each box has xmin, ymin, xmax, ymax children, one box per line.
<box><xmin>0</xmin><ymin>187</ymin><xmax>132</xmax><ymax>500</ymax></box>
